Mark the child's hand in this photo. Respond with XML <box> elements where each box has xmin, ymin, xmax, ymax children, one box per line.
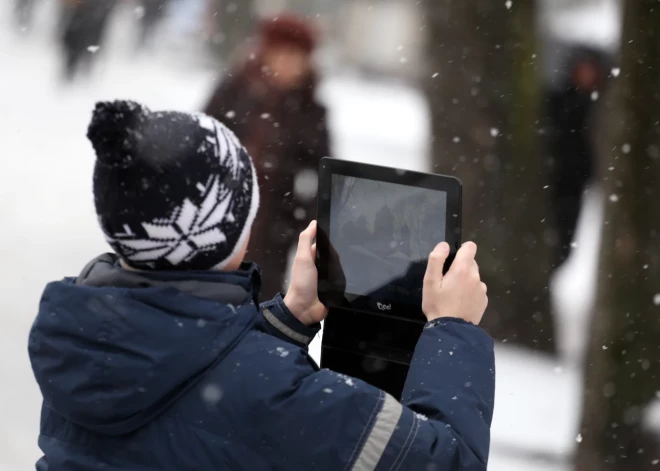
<box><xmin>422</xmin><ymin>242</ymin><xmax>488</xmax><ymax>325</ymax></box>
<box><xmin>284</xmin><ymin>221</ymin><xmax>328</xmax><ymax>326</ymax></box>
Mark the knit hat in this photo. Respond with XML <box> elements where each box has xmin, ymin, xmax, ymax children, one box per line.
<box><xmin>259</xmin><ymin>14</ymin><xmax>317</xmax><ymax>54</ymax></box>
<box><xmin>88</xmin><ymin>100</ymin><xmax>260</xmax><ymax>271</ymax></box>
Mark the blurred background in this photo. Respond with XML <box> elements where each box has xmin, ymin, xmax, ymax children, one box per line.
<box><xmin>2</xmin><ymin>0</ymin><xmax>660</xmax><ymax>469</ymax></box>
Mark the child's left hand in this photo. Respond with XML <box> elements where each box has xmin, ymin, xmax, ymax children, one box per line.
<box><xmin>284</xmin><ymin>220</ymin><xmax>328</xmax><ymax>326</ymax></box>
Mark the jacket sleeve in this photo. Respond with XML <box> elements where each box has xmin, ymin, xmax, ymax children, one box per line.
<box><xmin>256</xmin><ymin>318</ymin><xmax>494</xmax><ymax>470</ymax></box>
<box><xmin>397</xmin><ymin>318</ymin><xmax>495</xmax><ymax>470</ymax></box>
<box><xmin>256</xmin><ymin>293</ymin><xmax>321</xmax><ymax>349</ymax></box>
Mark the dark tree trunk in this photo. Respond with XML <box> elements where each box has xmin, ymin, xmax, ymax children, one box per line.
<box><xmin>422</xmin><ymin>0</ymin><xmax>556</xmax><ymax>353</ymax></box>
<box><xmin>575</xmin><ymin>2</ymin><xmax>660</xmax><ymax>470</ymax></box>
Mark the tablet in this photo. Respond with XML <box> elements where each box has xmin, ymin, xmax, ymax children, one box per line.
<box><xmin>316</xmin><ymin>158</ymin><xmax>462</xmax><ymax>322</ymax></box>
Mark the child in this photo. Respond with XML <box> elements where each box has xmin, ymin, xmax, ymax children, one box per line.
<box><xmin>28</xmin><ymin>101</ymin><xmax>495</xmax><ymax>470</ymax></box>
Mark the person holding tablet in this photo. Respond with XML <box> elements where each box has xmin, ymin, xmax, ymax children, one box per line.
<box><xmin>29</xmin><ymin>101</ymin><xmax>494</xmax><ymax>471</ymax></box>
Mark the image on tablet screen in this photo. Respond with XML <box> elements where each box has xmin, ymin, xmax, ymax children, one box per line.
<box><xmin>330</xmin><ymin>175</ymin><xmax>447</xmax><ymax>304</ymax></box>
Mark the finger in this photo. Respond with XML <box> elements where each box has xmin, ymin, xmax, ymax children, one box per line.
<box><xmin>311</xmin><ymin>243</ymin><xmax>317</xmax><ymax>260</ymax></box>
<box><xmin>471</xmin><ymin>260</ymin><xmax>480</xmax><ymax>276</ymax></box>
<box><xmin>424</xmin><ymin>242</ymin><xmax>450</xmax><ymax>284</ymax></box>
<box><xmin>454</xmin><ymin>242</ymin><xmax>477</xmax><ymax>269</ymax></box>
<box><xmin>296</xmin><ymin>221</ymin><xmax>317</xmax><ymax>261</ymax></box>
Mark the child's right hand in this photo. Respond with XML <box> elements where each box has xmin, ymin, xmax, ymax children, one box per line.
<box><xmin>284</xmin><ymin>221</ymin><xmax>328</xmax><ymax>326</ymax></box>
<box><xmin>422</xmin><ymin>242</ymin><xmax>488</xmax><ymax>325</ymax></box>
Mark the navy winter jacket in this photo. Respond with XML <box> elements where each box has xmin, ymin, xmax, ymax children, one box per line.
<box><xmin>28</xmin><ymin>254</ymin><xmax>495</xmax><ymax>470</ymax></box>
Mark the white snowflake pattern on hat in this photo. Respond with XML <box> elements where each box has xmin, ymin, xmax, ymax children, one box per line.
<box><xmin>109</xmin><ymin>174</ymin><xmax>233</xmax><ymax>265</ymax></box>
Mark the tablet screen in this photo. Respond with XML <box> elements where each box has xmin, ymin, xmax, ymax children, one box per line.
<box><xmin>329</xmin><ymin>175</ymin><xmax>447</xmax><ymax>306</ymax></box>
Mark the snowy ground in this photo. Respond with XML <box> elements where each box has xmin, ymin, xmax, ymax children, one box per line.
<box><xmin>0</xmin><ymin>3</ymin><xmax>607</xmax><ymax>470</ymax></box>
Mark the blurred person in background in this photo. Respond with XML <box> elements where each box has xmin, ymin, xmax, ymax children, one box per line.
<box><xmin>60</xmin><ymin>0</ymin><xmax>118</xmax><ymax>81</ymax></box>
<box><xmin>137</xmin><ymin>0</ymin><xmax>169</xmax><ymax>50</ymax></box>
<box><xmin>204</xmin><ymin>14</ymin><xmax>331</xmax><ymax>300</ymax></box>
<box><xmin>544</xmin><ymin>45</ymin><xmax>611</xmax><ymax>265</ymax></box>
<box><xmin>13</xmin><ymin>0</ymin><xmax>39</xmax><ymax>30</ymax></box>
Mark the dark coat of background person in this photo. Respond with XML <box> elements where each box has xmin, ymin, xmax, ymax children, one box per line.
<box><xmin>543</xmin><ymin>45</ymin><xmax>612</xmax><ymax>265</ymax></box>
<box><xmin>29</xmin><ymin>254</ymin><xmax>495</xmax><ymax>470</ymax></box>
<box><xmin>204</xmin><ymin>17</ymin><xmax>331</xmax><ymax>300</ymax></box>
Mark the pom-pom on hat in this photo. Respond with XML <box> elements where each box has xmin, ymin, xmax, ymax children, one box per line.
<box><xmin>259</xmin><ymin>14</ymin><xmax>318</xmax><ymax>54</ymax></box>
<box><xmin>88</xmin><ymin>100</ymin><xmax>260</xmax><ymax>271</ymax></box>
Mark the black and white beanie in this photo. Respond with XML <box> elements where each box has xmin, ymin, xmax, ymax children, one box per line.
<box><xmin>88</xmin><ymin>100</ymin><xmax>260</xmax><ymax>271</ymax></box>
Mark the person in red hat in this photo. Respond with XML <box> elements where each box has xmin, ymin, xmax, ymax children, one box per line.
<box><xmin>204</xmin><ymin>14</ymin><xmax>332</xmax><ymax>300</ymax></box>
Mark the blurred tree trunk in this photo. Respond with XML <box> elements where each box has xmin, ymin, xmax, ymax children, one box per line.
<box><xmin>211</xmin><ymin>0</ymin><xmax>255</xmax><ymax>62</ymax></box>
<box><xmin>575</xmin><ymin>2</ymin><xmax>660</xmax><ymax>470</ymax></box>
<box><xmin>422</xmin><ymin>0</ymin><xmax>556</xmax><ymax>352</ymax></box>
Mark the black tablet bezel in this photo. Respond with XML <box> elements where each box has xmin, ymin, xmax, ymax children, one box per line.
<box><xmin>316</xmin><ymin>157</ymin><xmax>462</xmax><ymax>321</ymax></box>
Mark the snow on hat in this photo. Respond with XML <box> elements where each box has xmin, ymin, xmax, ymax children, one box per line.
<box><xmin>88</xmin><ymin>100</ymin><xmax>260</xmax><ymax>271</ymax></box>
<box><xmin>259</xmin><ymin>14</ymin><xmax>318</xmax><ymax>54</ymax></box>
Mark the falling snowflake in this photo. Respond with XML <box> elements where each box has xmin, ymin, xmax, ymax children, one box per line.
<box><xmin>415</xmin><ymin>413</ymin><xmax>429</xmax><ymax>421</ymax></box>
<box><xmin>490</xmin><ymin>127</ymin><xmax>499</xmax><ymax>137</ymax></box>
<box><xmin>87</xmin><ymin>45</ymin><xmax>100</xmax><ymax>53</ymax></box>
<box><xmin>276</xmin><ymin>347</ymin><xmax>290</xmax><ymax>358</ymax></box>
<box><xmin>576</xmin><ymin>433</ymin><xmax>583</xmax><ymax>443</ymax></box>
<box><xmin>611</xmin><ymin>67</ymin><xmax>621</xmax><ymax>77</ymax></box>
<box><xmin>591</xmin><ymin>91</ymin><xmax>599</xmax><ymax>101</ymax></box>
<box><xmin>261</xmin><ymin>113</ymin><xmax>271</xmax><ymax>119</ymax></box>
<box><xmin>323</xmin><ymin>388</ymin><xmax>333</xmax><ymax>394</ymax></box>
<box><xmin>653</xmin><ymin>294</ymin><xmax>660</xmax><ymax>306</ymax></box>
<box><xmin>505</xmin><ymin>0</ymin><xmax>512</xmax><ymax>9</ymax></box>
<box><xmin>345</xmin><ymin>378</ymin><xmax>355</xmax><ymax>387</ymax></box>
<box><xmin>294</xmin><ymin>169</ymin><xmax>318</xmax><ymax>201</ymax></box>
<box><xmin>225</xmin><ymin>110</ymin><xmax>236</xmax><ymax>119</ymax></box>
<box><xmin>622</xmin><ymin>143</ymin><xmax>632</xmax><ymax>154</ymax></box>
<box><xmin>452</xmin><ymin>136</ymin><xmax>461</xmax><ymax>144</ymax></box>
<box><xmin>609</xmin><ymin>194</ymin><xmax>619</xmax><ymax>203</ymax></box>
<box><xmin>201</xmin><ymin>384</ymin><xmax>223</xmax><ymax>405</ymax></box>
<box><xmin>432</xmin><ymin>72</ymin><xmax>439</xmax><ymax>78</ymax></box>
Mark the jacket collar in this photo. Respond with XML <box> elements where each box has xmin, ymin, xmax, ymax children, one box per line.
<box><xmin>76</xmin><ymin>254</ymin><xmax>262</xmax><ymax>305</ymax></box>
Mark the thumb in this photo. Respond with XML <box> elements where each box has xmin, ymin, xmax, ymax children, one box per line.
<box><xmin>295</xmin><ymin>220</ymin><xmax>317</xmax><ymax>262</ymax></box>
<box><xmin>424</xmin><ymin>242</ymin><xmax>450</xmax><ymax>285</ymax></box>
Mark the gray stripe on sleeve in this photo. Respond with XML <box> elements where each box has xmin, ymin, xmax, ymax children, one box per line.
<box><xmin>262</xmin><ymin>308</ymin><xmax>312</xmax><ymax>345</ymax></box>
<box><xmin>351</xmin><ymin>393</ymin><xmax>403</xmax><ymax>471</ymax></box>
